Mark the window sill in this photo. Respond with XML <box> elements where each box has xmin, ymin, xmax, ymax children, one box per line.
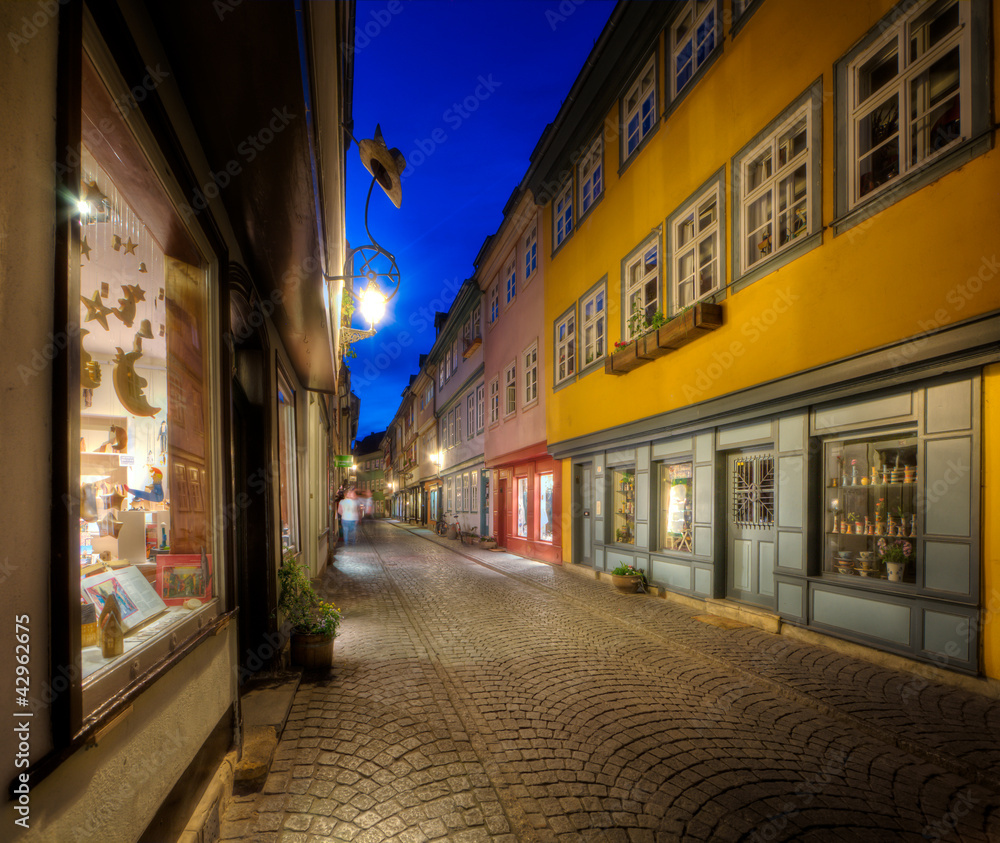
<box><xmin>605</xmin><ymin>302</ymin><xmax>723</xmax><ymax>376</ymax></box>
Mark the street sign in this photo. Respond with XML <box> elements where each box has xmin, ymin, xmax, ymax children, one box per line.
<box><xmin>334</xmin><ymin>455</ymin><xmax>353</xmax><ymax>468</ymax></box>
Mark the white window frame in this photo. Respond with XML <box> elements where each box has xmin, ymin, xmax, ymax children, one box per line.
<box><xmin>524</xmin><ymin>226</ymin><xmax>537</xmax><ymax>280</ymax></box>
<box><xmin>738</xmin><ymin>100</ymin><xmax>814</xmax><ymax>275</ymax></box>
<box><xmin>462</xmin><ymin>473</ymin><xmax>470</xmax><ymax>513</ymax></box>
<box><xmin>623</xmin><ymin>238</ymin><xmax>660</xmax><ymax>339</ymax></box>
<box><xmin>503</xmin><ymin>362</ymin><xmax>516</xmax><ymax>418</ymax></box>
<box><xmin>670</xmin><ymin>0</ymin><xmax>718</xmax><ymax>100</ymax></box>
<box><xmin>504</xmin><ymin>255</ymin><xmax>516</xmax><ymax>306</ymax></box>
<box><xmin>523</xmin><ymin>342</ymin><xmax>538</xmax><ymax>407</ymax></box>
<box><xmin>455</xmin><ymin>404</ymin><xmax>461</xmax><ymax>446</ymax></box>
<box><xmin>476</xmin><ymin>383</ymin><xmax>485</xmax><ymax>433</ymax></box>
<box><xmin>580</xmin><ymin>283</ymin><xmax>606</xmax><ymax>369</ymax></box>
<box><xmin>578</xmin><ymin>134</ymin><xmax>603</xmax><ymax>217</ymax></box>
<box><xmin>553</xmin><ymin>181</ymin><xmax>573</xmax><ymax>249</ymax></box>
<box><xmin>554</xmin><ymin>308</ymin><xmax>576</xmax><ymax>386</ymax></box>
<box><xmin>489</xmin><ymin>376</ymin><xmax>500</xmax><ymax>425</ymax></box>
<box><xmin>670</xmin><ymin>180</ymin><xmax>722</xmax><ymax>312</ymax></box>
<box><xmin>471</xmin><ymin>469</ymin><xmax>479</xmax><ymax>513</ymax></box>
<box><xmin>846</xmin><ymin>0</ymin><xmax>970</xmax><ymax>210</ymax></box>
<box><xmin>448</xmin><ymin>408</ymin><xmax>455</xmax><ymax>447</ymax></box>
<box><xmin>623</xmin><ymin>55</ymin><xmax>656</xmax><ymax>160</ymax></box>
<box><xmin>472</xmin><ymin>307</ymin><xmax>481</xmax><ymax>340</ymax></box>
<box><xmin>467</xmin><ymin>393</ymin><xmax>475</xmax><ymax>438</ymax></box>
<box><xmin>489</xmin><ymin>280</ymin><xmax>500</xmax><ymax>325</ymax></box>
<box><xmin>456</xmin><ymin>475</ymin><xmax>463</xmax><ymax>512</ymax></box>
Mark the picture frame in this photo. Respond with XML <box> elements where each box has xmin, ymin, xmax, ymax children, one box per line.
<box><xmin>155</xmin><ymin>553</ymin><xmax>213</xmax><ymax>606</ymax></box>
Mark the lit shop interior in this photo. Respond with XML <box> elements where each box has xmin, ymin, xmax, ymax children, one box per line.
<box><xmin>77</xmin><ymin>132</ymin><xmax>217</xmax><ymax>686</ymax></box>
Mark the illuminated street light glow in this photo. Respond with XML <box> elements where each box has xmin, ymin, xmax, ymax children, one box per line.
<box><xmin>359</xmin><ymin>282</ymin><xmax>387</xmax><ymax>326</ymax></box>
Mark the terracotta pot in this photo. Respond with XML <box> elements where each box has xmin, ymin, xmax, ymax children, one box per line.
<box><xmin>610</xmin><ymin>574</ymin><xmax>642</xmax><ymax>594</ymax></box>
<box><xmin>290</xmin><ymin>632</ymin><xmax>334</xmax><ymax>669</ymax></box>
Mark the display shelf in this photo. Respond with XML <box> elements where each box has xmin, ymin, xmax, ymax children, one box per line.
<box><xmin>824</xmin><ymin>434</ymin><xmax>918</xmax><ymax>583</ymax></box>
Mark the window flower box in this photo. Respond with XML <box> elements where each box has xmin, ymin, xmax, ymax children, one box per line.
<box><xmin>605</xmin><ymin>302</ymin><xmax>723</xmax><ymax>375</ymax></box>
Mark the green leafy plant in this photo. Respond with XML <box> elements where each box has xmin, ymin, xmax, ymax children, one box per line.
<box><xmin>611</xmin><ymin>562</ymin><xmax>646</xmax><ymax>583</ymax></box>
<box><xmin>277</xmin><ymin>552</ymin><xmax>342</xmax><ymax>637</ymax></box>
<box><xmin>878</xmin><ymin>538</ymin><xmax>912</xmax><ymax>566</ymax></box>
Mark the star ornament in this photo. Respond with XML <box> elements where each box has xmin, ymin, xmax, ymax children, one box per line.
<box><xmin>123</xmin><ymin>237</ymin><xmax>138</xmax><ymax>255</ymax></box>
<box><xmin>123</xmin><ymin>283</ymin><xmax>146</xmax><ymax>302</ymax></box>
<box><xmin>81</xmin><ymin>236</ymin><xmax>92</xmax><ymax>260</ymax></box>
<box><xmin>81</xmin><ymin>290</ymin><xmax>113</xmax><ymax>331</ymax></box>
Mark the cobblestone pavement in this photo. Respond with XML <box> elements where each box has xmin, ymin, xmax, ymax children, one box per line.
<box><xmin>221</xmin><ymin>519</ymin><xmax>1000</xmax><ymax>842</ymax></box>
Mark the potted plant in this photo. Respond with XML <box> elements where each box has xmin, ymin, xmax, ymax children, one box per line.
<box><xmin>461</xmin><ymin>526</ymin><xmax>478</xmax><ymax>545</ymax></box>
<box><xmin>879</xmin><ymin>538</ymin><xmax>912</xmax><ymax>583</ymax></box>
<box><xmin>278</xmin><ymin>552</ymin><xmax>342</xmax><ymax>669</ymax></box>
<box><xmin>479</xmin><ymin>535</ymin><xmax>497</xmax><ymax>550</ymax></box>
<box><xmin>609</xmin><ymin>563</ymin><xmax>646</xmax><ymax>594</ymax></box>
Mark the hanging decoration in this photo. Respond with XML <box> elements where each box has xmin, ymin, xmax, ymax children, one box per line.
<box><xmin>126</xmin><ymin>466</ymin><xmax>164</xmax><ymax>503</ymax></box>
<box><xmin>81</xmin><ymin>236</ymin><xmax>92</xmax><ymax>261</ymax></box>
<box><xmin>96</xmin><ymin>424</ymin><xmax>127</xmax><ymax>453</ymax></box>
<box><xmin>123</xmin><ymin>237</ymin><xmax>138</xmax><ymax>256</ymax></box>
<box><xmin>158</xmin><ymin>420</ymin><xmax>168</xmax><ymax>465</ymax></box>
<box><xmin>98</xmin><ymin>510</ymin><xmax>123</xmax><ymax>538</ymax></box>
<box><xmin>80</xmin><ymin>329</ymin><xmax>102</xmax><ymax>390</ymax></box>
<box><xmin>81</xmin><ymin>290</ymin><xmax>113</xmax><ymax>331</ymax></box>
<box><xmin>112</xmin><ymin>346</ymin><xmax>161</xmax><ymax>416</ymax></box>
<box><xmin>112</xmin><ymin>287</ymin><xmax>138</xmax><ymax>328</ymax></box>
<box><xmin>123</xmin><ymin>283</ymin><xmax>146</xmax><ymax>302</ymax></box>
<box><xmin>139</xmin><ymin>262</ymin><xmax>148</xmax><ymax>273</ymax></box>
<box><xmin>112</xmin><ymin>234</ymin><xmax>122</xmax><ymax>251</ymax></box>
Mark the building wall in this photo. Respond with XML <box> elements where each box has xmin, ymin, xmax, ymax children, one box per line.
<box><xmin>481</xmin><ymin>200</ymin><xmax>546</xmax><ymax>466</ymax></box>
<box><xmin>539</xmin><ymin>0</ymin><xmax>1000</xmax><ymax>676</ymax></box>
<box><xmin>545</xmin><ymin>0</ymin><xmax>1000</xmax><ymax>448</ymax></box>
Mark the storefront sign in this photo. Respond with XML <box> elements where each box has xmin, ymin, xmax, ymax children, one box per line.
<box><xmin>334</xmin><ymin>455</ymin><xmax>353</xmax><ymax>468</ymax></box>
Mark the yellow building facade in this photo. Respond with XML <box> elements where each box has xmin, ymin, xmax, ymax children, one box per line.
<box><xmin>530</xmin><ymin>0</ymin><xmax>1000</xmax><ymax>678</ymax></box>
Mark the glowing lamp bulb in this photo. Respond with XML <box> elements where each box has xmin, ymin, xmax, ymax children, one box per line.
<box><xmin>359</xmin><ymin>283</ymin><xmax>387</xmax><ymax>326</ymax></box>
<box><xmin>77</xmin><ymin>199</ymin><xmax>92</xmax><ymax>216</ymax></box>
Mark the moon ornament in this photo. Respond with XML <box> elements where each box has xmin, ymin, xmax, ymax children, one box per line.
<box><xmin>112</xmin><ymin>347</ymin><xmax>161</xmax><ymax>417</ymax></box>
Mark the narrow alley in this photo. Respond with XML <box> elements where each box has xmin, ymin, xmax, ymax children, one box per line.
<box><xmin>221</xmin><ymin>521</ymin><xmax>1000</xmax><ymax>842</ymax></box>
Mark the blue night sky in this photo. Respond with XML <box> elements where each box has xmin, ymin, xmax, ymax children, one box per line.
<box><xmin>346</xmin><ymin>0</ymin><xmax>616</xmax><ymax>440</ymax></box>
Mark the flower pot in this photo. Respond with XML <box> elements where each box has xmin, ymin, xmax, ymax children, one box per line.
<box><xmin>290</xmin><ymin>632</ymin><xmax>334</xmax><ymax>669</ymax></box>
<box><xmin>610</xmin><ymin>573</ymin><xmax>642</xmax><ymax>593</ymax></box>
<box><xmin>479</xmin><ymin>540</ymin><xmax>496</xmax><ymax>549</ymax></box>
<box><xmin>886</xmin><ymin>561</ymin><xmax>905</xmax><ymax>583</ymax></box>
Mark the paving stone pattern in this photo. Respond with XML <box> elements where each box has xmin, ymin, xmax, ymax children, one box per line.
<box><xmin>221</xmin><ymin>520</ymin><xmax>1000</xmax><ymax>842</ymax></box>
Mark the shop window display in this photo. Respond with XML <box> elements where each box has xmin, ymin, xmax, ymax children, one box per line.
<box><xmin>659</xmin><ymin>461</ymin><xmax>693</xmax><ymax>552</ymax></box>
<box><xmin>516</xmin><ymin>476</ymin><xmax>528</xmax><ymax>537</ymax></box>
<box><xmin>76</xmin><ymin>136</ymin><xmax>216</xmax><ymax>690</ymax></box>
<box><xmin>824</xmin><ymin>433</ymin><xmax>918</xmax><ymax>583</ymax></box>
<box><xmin>538</xmin><ymin>473</ymin><xmax>554</xmax><ymax>543</ymax></box>
<box><xmin>613</xmin><ymin>468</ymin><xmax>635</xmax><ymax>545</ymax></box>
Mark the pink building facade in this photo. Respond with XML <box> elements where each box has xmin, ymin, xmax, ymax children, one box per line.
<box><xmin>477</xmin><ymin>191</ymin><xmax>562</xmax><ymax>562</ymax></box>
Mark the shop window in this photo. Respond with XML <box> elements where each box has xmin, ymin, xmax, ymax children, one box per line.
<box><xmin>75</xmin><ymin>72</ymin><xmax>219</xmax><ymax>711</ymax></box>
<box><xmin>824</xmin><ymin>433</ymin><xmax>919</xmax><ymax>583</ymax></box>
<box><xmin>539</xmin><ymin>473</ymin><xmax>554</xmax><ymax>543</ymax></box>
<box><xmin>277</xmin><ymin>369</ymin><xmax>299</xmax><ymax>551</ymax></box>
<box><xmin>516</xmin><ymin>476</ymin><xmax>529</xmax><ymax>537</ymax></box>
<box><xmin>659</xmin><ymin>461</ymin><xmax>693</xmax><ymax>552</ymax></box>
<box><xmin>613</xmin><ymin>468</ymin><xmax>636</xmax><ymax>545</ymax></box>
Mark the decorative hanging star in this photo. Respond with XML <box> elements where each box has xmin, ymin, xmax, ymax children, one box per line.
<box><xmin>123</xmin><ymin>283</ymin><xmax>146</xmax><ymax>302</ymax></box>
<box><xmin>112</xmin><ymin>234</ymin><xmax>122</xmax><ymax>251</ymax></box>
<box><xmin>84</xmin><ymin>180</ymin><xmax>108</xmax><ymax>209</ymax></box>
<box><xmin>123</xmin><ymin>237</ymin><xmax>138</xmax><ymax>255</ymax></box>
<box><xmin>81</xmin><ymin>290</ymin><xmax>113</xmax><ymax>331</ymax></box>
<box><xmin>81</xmin><ymin>236</ymin><xmax>92</xmax><ymax>260</ymax></box>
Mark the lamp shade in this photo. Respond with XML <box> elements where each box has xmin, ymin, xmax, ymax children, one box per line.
<box><xmin>358</xmin><ymin>124</ymin><xmax>407</xmax><ymax>209</ymax></box>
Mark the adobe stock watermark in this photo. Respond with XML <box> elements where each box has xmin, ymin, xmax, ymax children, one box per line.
<box><xmin>681</xmin><ymin>287</ymin><xmax>800</xmax><ymax>402</ymax></box>
<box><xmin>7</xmin><ymin>0</ymin><xmax>68</xmax><ymax>53</ymax></box>
<box><xmin>345</xmin><ymin>0</ymin><xmax>404</xmax><ymax>59</ymax></box>
<box><xmin>402</xmin><ymin>75</ymin><xmax>502</xmax><ymax>178</ymax></box>
<box><xmin>180</xmin><ymin>106</ymin><xmax>295</xmax><ymax>221</ymax></box>
<box><xmin>922</xmin><ymin>788</ymin><xmax>978</xmax><ymax>841</ymax></box>
<box><xmin>545</xmin><ymin>0</ymin><xmax>588</xmax><ymax>31</ymax></box>
<box><xmin>887</xmin><ymin>254</ymin><xmax>999</xmax><ymax>372</ymax></box>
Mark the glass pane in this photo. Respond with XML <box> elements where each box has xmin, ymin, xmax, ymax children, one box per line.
<box><xmin>823</xmin><ymin>435</ymin><xmax>918</xmax><ymax>583</ymax></box>
<box><xmin>696</xmin><ymin>9</ymin><xmax>715</xmax><ymax>64</ymax></box>
<box><xmin>677</xmin><ymin>214</ymin><xmax>695</xmax><ymax>247</ymax></box>
<box><xmin>698</xmin><ymin>257</ymin><xmax>716</xmax><ymax>297</ymax></box>
<box><xmin>858</xmin><ymin>99</ymin><xmax>900</xmax><ymax>197</ymax></box>
<box><xmin>678</xmin><ymin>250</ymin><xmax>695</xmax><ymax>288</ymax></box>
<box><xmin>777</xmin><ymin>117</ymin><xmax>807</xmax><ymax>169</ymax></box>
<box><xmin>517</xmin><ymin>477</ymin><xmax>528</xmax><ymax>537</ymax></box>
<box><xmin>697</xmin><ymin>197</ymin><xmax>716</xmax><ymax>231</ymax></box>
<box><xmin>858</xmin><ymin>95</ymin><xmax>899</xmax><ymax>158</ymax></box>
<box><xmin>613</xmin><ymin>468</ymin><xmax>635</xmax><ymax>545</ymax></box>
<box><xmin>909</xmin><ymin>0</ymin><xmax>959</xmax><ymax>63</ymax></box>
<box><xmin>675</xmin><ymin>9</ymin><xmax>693</xmax><ymax>44</ymax></box>
<box><xmin>909</xmin><ymin>47</ymin><xmax>961</xmax><ymax>165</ymax></box>
<box><xmin>78</xmin><ymin>146</ymin><xmax>213</xmax><ymax>686</ymax></box>
<box><xmin>538</xmin><ymin>474</ymin><xmax>554</xmax><ymax>542</ymax></box>
<box><xmin>746</xmin><ymin>147</ymin><xmax>772</xmax><ymax>191</ymax></box>
<box><xmin>660</xmin><ymin>462</ymin><xmax>693</xmax><ymax>552</ymax></box>
<box><xmin>858</xmin><ymin>42</ymin><xmax>898</xmax><ymax>104</ymax></box>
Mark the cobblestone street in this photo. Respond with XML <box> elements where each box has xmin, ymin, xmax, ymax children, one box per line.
<box><xmin>221</xmin><ymin>520</ymin><xmax>1000</xmax><ymax>842</ymax></box>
